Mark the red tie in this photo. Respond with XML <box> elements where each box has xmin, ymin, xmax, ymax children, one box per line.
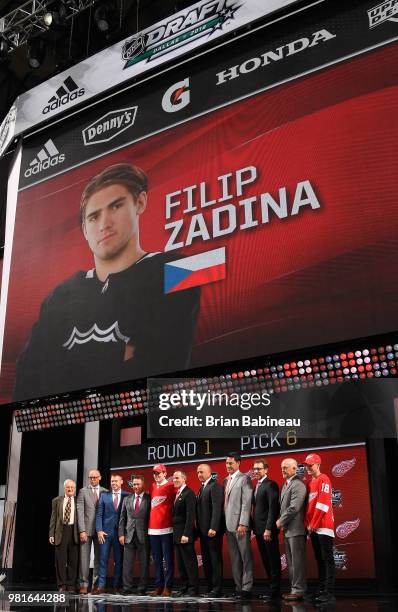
<box><xmin>113</xmin><ymin>493</ymin><xmax>118</xmax><ymax>511</ymax></box>
<box><xmin>134</xmin><ymin>495</ymin><xmax>140</xmax><ymax>513</ymax></box>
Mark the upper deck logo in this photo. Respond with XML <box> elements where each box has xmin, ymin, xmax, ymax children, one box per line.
<box><xmin>121</xmin><ymin>0</ymin><xmax>239</xmax><ymax>70</ymax></box>
<box><xmin>368</xmin><ymin>0</ymin><xmax>398</xmax><ymax>27</ymax></box>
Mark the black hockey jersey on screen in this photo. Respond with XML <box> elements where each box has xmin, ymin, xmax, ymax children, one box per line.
<box><xmin>13</xmin><ymin>252</ymin><xmax>200</xmax><ymax>401</ymax></box>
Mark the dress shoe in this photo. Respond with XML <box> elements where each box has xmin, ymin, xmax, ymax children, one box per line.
<box><xmin>283</xmin><ymin>593</ymin><xmax>304</xmax><ymax>601</ymax></box>
<box><xmin>149</xmin><ymin>587</ymin><xmax>163</xmax><ymax>596</ymax></box>
<box><xmin>121</xmin><ymin>588</ymin><xmax>134</xmax><ymax>595</ymax></box>
<box><xmin>315</xmin><ymin>593</ymin><xmax>336</xmax><ymax>605</ymax></box>
<box><xmin>96</xmin><ymin>588</ymin><xmax>107</xmax><ymax>594</ymax></box>
<box><xmin>79</xmin><ymin>587</ymin><xmax>88</xmax><ymax>595</ymax></box>
<box><xmin>187</xmin><ymin>590</ymin><xmax>199</xmax><ymax>597</ymax></box>
<box><xmin>137</xmin><ymin>589</ymin><xmax>146</xmax><ymax>595</ymax></box>
<box><xmin>58</xmin><ymin>585</ymin><xmax>66</xmax><ymax>592</ymax></box>
<box><xmin>113</xmin><ymin>588</ymin><xmax>121</xmax><ymax>594</ymax></box>
<box><xmin>161</xmin><ymin>587</ymin><xmax>172</xmax><ymax>597</ymax></box>
<box><xmin>173</xmin><ymin>590</ymin><xmax>187</xmax><ymax>597</ymax></box>
<box><xmin>259</xmin><ymin>592</ymin><xmax>280</xmax><ymax>601</ymax></box>
<box><xmin>238</xmin><ymin>591</ymin><xmax>252</xmax><ymax>600</ymax></box>
<box><xmin>203</xmin><ymin>591</ymin><xmax>223</xmax><ymax>598</ymax></box>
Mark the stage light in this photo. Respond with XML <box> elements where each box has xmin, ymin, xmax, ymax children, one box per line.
<box><xmin>27</xmin><ymin>38</ymin><xmax>46</xmax><ymax>68</ymax></box>
<box><xmin>94</xmin><ymin>4</ymin><xmax>114</xmax><ymax>33</ymax></box>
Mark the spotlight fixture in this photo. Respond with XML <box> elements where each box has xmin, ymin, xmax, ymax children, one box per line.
<box><xmin>27</xmin><ymin>38</ymin><xmax>46</xmax><ymax>69</ymax></box>
<box><xmin>43</xmin><ymin>5</ymin><xmax>67</xmax><ymax>30</ymax></box>
<box><xmin>0</xmin><ymin>37</ymin><xmax>9</xmax><ymax>58</ymax></box>
<box><xmin>94</xmin><ymin>3</ymin><xmax>118</xmax><ymax>34</ymax></box>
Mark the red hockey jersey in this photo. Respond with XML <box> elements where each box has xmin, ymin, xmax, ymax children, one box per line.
<box><xmin>305</xmin><ymin>473</ymin><xmax>335</xmax><ymax>537</ymax></box>
<box><xmin>148</xmin><ymin>479</ymin><xmax>175</xmax><ymax>535</ymax></box>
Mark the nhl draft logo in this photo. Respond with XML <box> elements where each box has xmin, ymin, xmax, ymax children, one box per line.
<box><xmin>333</xmin><ymin>547</ymin><xmax>348</xmax><ymax>570</ymax></box>
<box><xmin>280</xmin><ymin>554</ymin><xmax>288</xmax><ymax>571</ymax></box>
<box><xmin>127</xmin><ymin>474</ymin><xmax>138</xmax><ymax>488</ymax></box>
<box><xmin>296</xmin><ymin>463</ymin><xmax>306</xmax><ymax>478</ymax></box>
<box><xmin>122</xmin><ymin>34</ymin><xmax>146</xmax><ymax>62</ymax></box>
<box><xmin>332</xmin><ymin>458</ymin><xmax>356</xmax><ymax>478</ymax></box>
<box><xmin>332</xmin><ymin>489</ymin><xmax>343</xmax><ymax>507</ymax></box>
<box><xmin>121</xmin><ymin>0</ymin><xmax>239</xmax><ymax>69</ymax></box>
<box><xmin>368</xmin><ymin>1</ymin><xmax>398</xmax><ymax>28</ymax></box>
<box><xmin>336</xmin><ymin>518</ymin><xmax>360</xmax><ymax>539</ymax></box>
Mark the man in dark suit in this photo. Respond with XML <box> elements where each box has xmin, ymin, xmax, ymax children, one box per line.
<box><xmin>77</xmin><ymin>469</ymin><xmax>108</xmax><ymax>594</ymax></box>
<box><xmin>96</xmin><ymin>474</ymin><xmax>128</xmax><ymax>593</ymax></box>
<box><xmin>119</xmin><ymin>475</ymin><xmax>150</xmax><ymax>595</ymax></box>
<box><xmin>196</xmin><ymin>463</ymin><xmax>224</xmax><ymax>597</ymax></box>
<box><xmin>172</xmin><ymin>470</ymin><xmax>199</xmax><ymax>597</ymax></box>
<box><xmin>252</xmin><ymin>459</ymin><xmax>281</xmax><ymax>601</ymax></box>
<box><xmin>49</xmin><ymin>479</ymin><xmax>79</xmax><ymax>592</ymax></box>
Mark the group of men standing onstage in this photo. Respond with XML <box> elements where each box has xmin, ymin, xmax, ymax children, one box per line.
<box><xmin>49</xmin><ymin>453</ymin><xmax>335</xmax><ymax>604</ymax></box>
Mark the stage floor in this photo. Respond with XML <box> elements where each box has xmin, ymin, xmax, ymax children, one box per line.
<box><xmin>1</xmin><ymin>590</ymin><xmax>398</xmax><ymax>611</ymax></box>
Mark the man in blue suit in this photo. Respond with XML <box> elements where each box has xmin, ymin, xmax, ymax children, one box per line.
<box><xmin>95</xmin><ymin>474</ymin><xmax>128</xmax><ymax>593</ymax></box>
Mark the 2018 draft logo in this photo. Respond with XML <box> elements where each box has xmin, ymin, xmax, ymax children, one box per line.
<box><xmin>121</xmin><ymin>0</ymin><xmax>239</xmax><ymax>69</ymax></box>
<box><xmin>368</xmin><ymin>0</ymin><xmax>398</xmax><ymax>28</ymax></box>
<box><xmin>333</xmin><ymin>547</ymin><xmax>348</xmax><ymax>570</ymax></box>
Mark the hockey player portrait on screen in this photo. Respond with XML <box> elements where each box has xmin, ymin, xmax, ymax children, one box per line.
<box><xmin>13</xmin><ymin>163</ymin><xmax>200</xmax><ymax>401</ymax></box>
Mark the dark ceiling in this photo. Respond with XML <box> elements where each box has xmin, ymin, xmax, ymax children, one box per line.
<box><xmin>0</xmin><ymin>1</ymin><xmax>195</xmax><ymax>125</ymax></box>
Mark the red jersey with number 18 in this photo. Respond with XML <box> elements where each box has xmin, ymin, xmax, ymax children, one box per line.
<box><xmin>305</xmin><ymin>473</ymin><xmax>335</xmax><ymax>537</ymax></box>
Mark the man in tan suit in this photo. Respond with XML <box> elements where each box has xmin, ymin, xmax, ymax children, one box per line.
<box><xmin>49</xmin><ymin>479</ymin><xmax>79</xmax><ymax>592</ymax></box>
<box><xmin>276</xmin><ymin>458</ymin><xmax>307</xmax><ymax>601</ymax></box>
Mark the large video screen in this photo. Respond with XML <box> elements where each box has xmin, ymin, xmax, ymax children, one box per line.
<box><xmin>1</xmin><ymin>4</ymin><xmax>397</xmax><ymax>403</ymax></box>
<box><xmin>113</xmin><ymin>444</ymin><xmax>375</xmax><ymax>579</ymax></box>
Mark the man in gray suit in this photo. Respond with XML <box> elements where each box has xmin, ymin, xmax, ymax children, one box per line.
<box><xmin>118</xmin><ymin>475</ymin><xmax>151</xmax><ymax>595</ymax></box>
<box><xmin>276</xmin><ymin>458</ymin><xmax>307</xmax><ymax>602</ymax></box>
<box><xmin>224</xmin><ymin>452</ymin><xmax>253</xmax><ymax>600</ymax></box>
<box><xmin>76</xmin><ymin>469</ymin><xmax>107</xmax><ymax>594</ymax></box>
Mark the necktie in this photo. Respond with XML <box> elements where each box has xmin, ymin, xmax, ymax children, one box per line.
<box><xmin>113</xmin><ymin>493</ymin><xmax>118</xmax><ymax>511</ymax></box>
<box><xmin>254</xmin><ymin>481</ymin><xmax>260</xmax><ymax>499</ymax></box>
<box><xmin>134</xmin><ymin>495</ymin><xmax>140</xmax><ymax>513</ymax></box>
<box><xmin>198</xmin><ymin>483</ymin><xmax>205</xmax><ymax>499</ymax></box>
<box><xmin>92</xmin><ymin>488</ymin><xmax>98</xmax><ymax>504</ymax></box>
<box><xmin>224</xmin><ymin>476</ymin><xmax>232</xmax><ymax>511</ymax></box>
<box><xmin>64</xmin><ymin>497</ymin><xmax>71</xmax><ymax>524</ymax></box>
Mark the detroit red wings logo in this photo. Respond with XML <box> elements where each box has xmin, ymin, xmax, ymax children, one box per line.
<box><xmin>151</xmin><ymin>495</ymin><xmax>167</xmax><ymax>508</ymax></box>
<box><xmin>332</xmin><ymin>458</ymin><xmax>356</xmax><ymax>478</ymax></box>
<box><xmin>336</xmin><ymin>519</ymin><xmax>360</xmax><ymax>539</ymax></box>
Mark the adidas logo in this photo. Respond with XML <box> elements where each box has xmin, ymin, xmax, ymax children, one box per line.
<box><xmin>42</xmin><ymin>75</ymin><xmax>85</xmax><ymax>115</ymax></box>
<box><xmin>24</xmin><ymin>139</ymin><xmax>65</xmax><ymax>178</ymax></box>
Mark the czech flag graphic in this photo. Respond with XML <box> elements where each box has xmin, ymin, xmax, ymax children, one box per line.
<box><xmin>164</xmin><ymin>247</ymin><xmax>226</xmax><ymax>293</ymax></box>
